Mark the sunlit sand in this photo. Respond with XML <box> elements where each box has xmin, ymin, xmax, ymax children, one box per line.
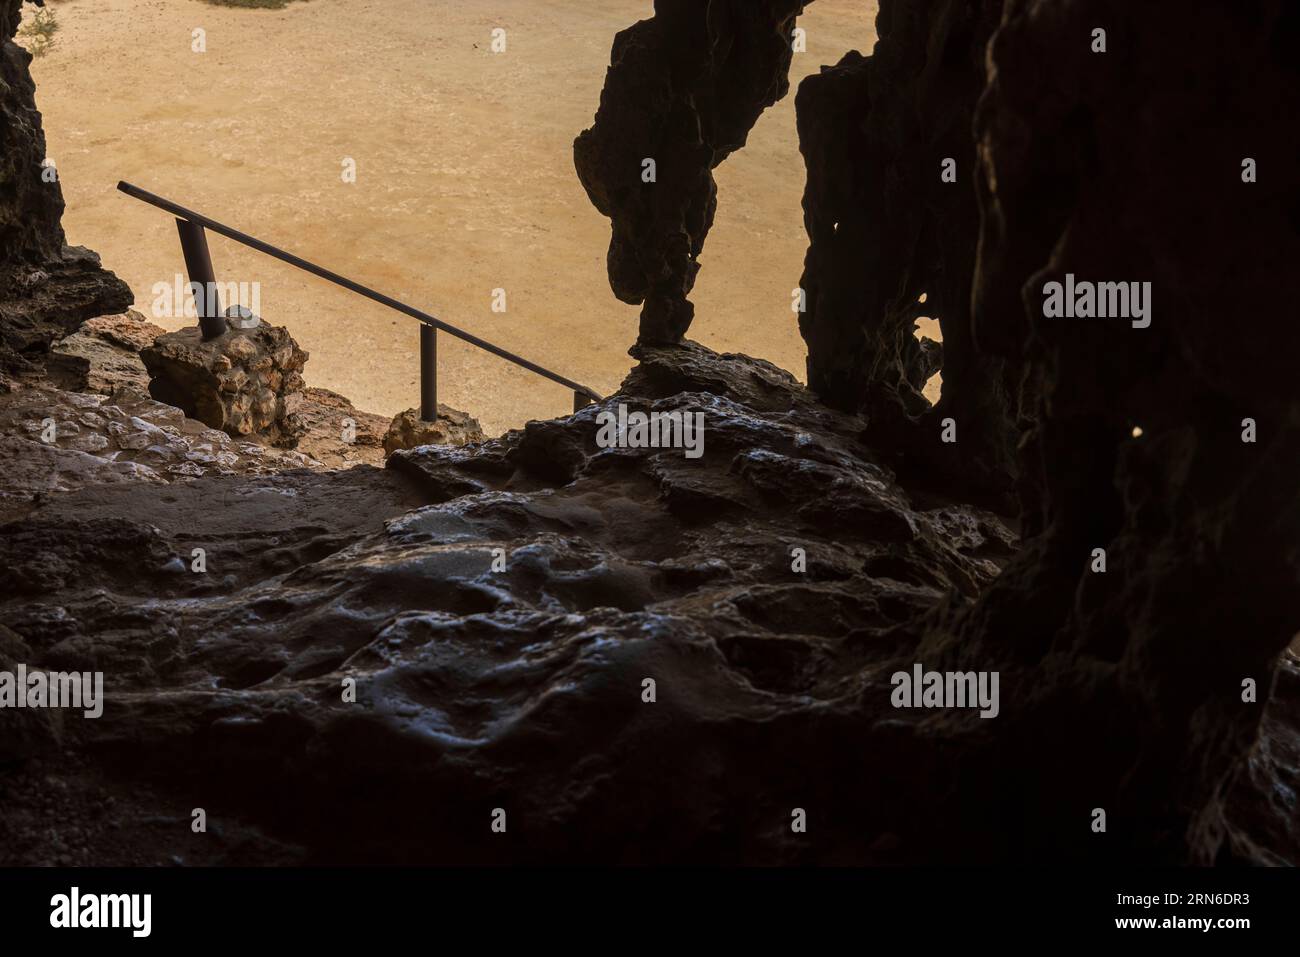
<box><xmin>30</xmin><ymin>0</ymin><xmax>877</xmax><ymax>435</ymax></box>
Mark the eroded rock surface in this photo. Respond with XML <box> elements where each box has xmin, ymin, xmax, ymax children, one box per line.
<box><xmin>45</xmin><ymin>311</ymin><xmax>163</xmax><ymax>395</ymax></box>
<box><xmin>141</xmin><ymin>323</ymin><xmax>309</xmax><ymax>447</ymax></box>
<box><xmin>0</xmin><ymin>1</ymin><xmax>131</xmax><ymax>382</ymax></box>
<box><xmin>294</xmin><ymin>387</ymin><xmax>389</xmax><ymax>469</ymax></box>
<box><xmin>565</xmin><ymin>0</ymin><xmax>1300</xmax><ymax>866</ymax></box>
<box><xmin>925</xmin><ymin>0</ymin><xmax>1300</xmax><ymax>864</ymax></box>
<box><xmin>382</xmin><ymin>404</ymin><xmax>486</xmax><ymax>455</ymax></box>
<box><xmin>1</xmin><ymin>0</ymin><xmax>1296</xmax><ymax>870</ymax></box>
<box><xmin>795</xmin><ymin>0</ymin><xmax>1017</xmax><ymax>504</ymax></box>
<box><xmin>575</xmin><ymin>0</ymin><xmax>810</xmax><ymax>343</ymax></box>
<box><xmin>0</xmin><ymin>342</ymin><xmax>1024</xmax><ymax>864</ymax></box>
<box><xmin>0</xmin><ymin>373</ymin><xmax>392</xmax><ymax>524</ymax></box>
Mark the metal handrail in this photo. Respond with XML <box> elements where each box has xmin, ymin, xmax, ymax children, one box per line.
<box><xmin>117</xmin><ymin>181</ymin><xmax>601</xmax><ymax>417</ymax></box>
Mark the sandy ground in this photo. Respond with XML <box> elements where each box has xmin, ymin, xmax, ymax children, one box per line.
<box><xmin>27</xmin><ymin>0</ymin><xmax>882</xmax><ymax>435</ymax></box>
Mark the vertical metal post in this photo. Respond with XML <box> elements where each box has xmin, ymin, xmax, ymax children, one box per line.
<box><xmin>175</xmin><ymin>218</ymin><xmax>226</xmax><ymax>340</ymax></box>
<box><xmin>420</xmin><ymin>324</ymin><xmax>438</xmax><ymax>421</ymax></box>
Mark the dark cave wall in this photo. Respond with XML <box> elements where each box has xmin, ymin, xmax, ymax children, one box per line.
<box><xmin>574</xmin><ymin>0</ymin><xmax>810</xmax><ymax>345</ymax></box>
<box><xmin>0</xmin><ymin>0</ymin><xmax>130</xmax><ymax>375</ymax></box>
<box><xmin>795</xmin><ymin>0</ymin><xmax>1017</xmax><ymax>503</ymax></box>
<box><xmin>928</xmin><ymin>0</ymin><xmax>1300</xmax><ymax>862</ymax></box>
<box><xmin>0</xmin><ymin>0</ymin><xmax>61</xmax><ymax>267</ymax></box>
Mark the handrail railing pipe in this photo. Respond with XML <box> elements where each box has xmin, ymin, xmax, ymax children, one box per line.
<box><xmin>117</xmin><ymin>181</ymin><xmax>601</xmax><ymax>421</ymax></box>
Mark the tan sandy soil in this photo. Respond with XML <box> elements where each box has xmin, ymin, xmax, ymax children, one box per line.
<box><xmin>27</xmin><ymin>0</ymin><xmax>885</xmax><ymax>435</ymax></box>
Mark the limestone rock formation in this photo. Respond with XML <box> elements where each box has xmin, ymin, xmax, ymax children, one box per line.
<box><xmin>574</xmin><ymin>0</ymin><xmax>1017</xmax><ymax>502</ymax></box>
<box><xmin>46</xmin><ymin>311</ymin><xmax>163</xmax><ymax>394</ymax></box>
<box><xmin>0</xmin><ymin>0</ymin><xmax>131</xmax><ymax>382</ymax></box>
<box><xmin>382</xmin><ymin>404</ymin><xmax>485</xmax><ymax>455</ymax></box>
<box><xmin>925</xmin><ymin>0</ymin><xmax>1300</xmax><ymax>863</ymax></box>
<box><xmin>141</xmin><ymin>323</ymin><xmax>308</xmax><ymax>448</ymax></box>
<box><xmin>575</xmin><ymin>0</ymin><xmax>810</xmax><ymax>343</ymax></box>
<box><xmin>0</xmin><ymin>0</ymin><xmax>1295</xmax><ymax>869</ymax></box>
<box><xmin>794</xmin><ymin>0</ymin><xmax>1017</xmax><ymax>504</ymax></box>
<box><xmin>3</xmin><ymin>314</ymin><xmax>389</xmax><ymax>500</ymax></box>
<box><xmin>0</xmin><ymin>384</ymin><xmax>320</xmax><ymax>523</ymax></box>
<box><xmin>0</xmin><ymin>342</ymin><xmax>1022</xmax><ymax>864</ymax></box>
<box><xmin>294</xmin><ymin>387</ymin><xmax>390</xmax><ymax>468</ymax></box>
<box><xmin>567</xmin><ymin>0</ymin><xmax>1300</xmax><ymax>865</ymax></box>
<box><xmin>0</xmin><ymin>374</ymin><xmax>407</xmax><ymax>524</ymax></box>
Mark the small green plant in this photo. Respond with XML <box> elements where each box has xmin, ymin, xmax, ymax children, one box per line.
<box><xmin>18</xmin><ymin>7</ymin><xmax>60</xmax><ymax>59</ymax></box>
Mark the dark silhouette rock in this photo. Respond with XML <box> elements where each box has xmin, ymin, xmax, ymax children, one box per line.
<box><xmin>575</xmin><ymin>0</ymin><xmax>811</xmax><ymax>343</ymax></box>
<box><xmin>925</xmin><ymin>0</ymin><xmax>1300</xmax><ymax>863</ymax></box>
<box><xmin>0</xmin><ymin>0</ymin><xmax>1295</xmax><ymax>868</ymax></box>
<box><xmin>0</xmin><ymin>0</ymin><xmax>131</xmax><ymax>381</ymax></box>
<box><xmin>794</xmin><ymin>1</ymin><xmax>1018</xmax><ymax>505</ymax></box>
<box><xmin>567</xmin><ymin>0</ymin><xmax>1300</xmax><ymax>865</ymax></box>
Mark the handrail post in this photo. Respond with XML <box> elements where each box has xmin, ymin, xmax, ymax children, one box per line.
<box><xmin>175</xmin><ymin>218</ymin><xmax>226</xmax><ymax>340</ymax></box>
<box><xmin>122</xmin><ymin>184</ymin><xmax>605</xmax><ymax>408</ymax></box>
<box><xmin>420</xmin><ymin>324</ymin><xmax>438</xmax><ymax>421</ymax></box>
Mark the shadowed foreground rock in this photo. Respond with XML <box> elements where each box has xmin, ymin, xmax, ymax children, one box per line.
<box><xmin>0</xmin><ymin>371</ymin><xmax>391</xmax><ymax>526</ymax></box>
<box><xmin>0</xmin><ymin>343</ymin><xmax>1023</xmax><ymax>864</ymax></box>
<box><xmin>2</xmin><ymin>341</ymin><xmax>1295</xmax><ymax>865</ymax></box>
<box><xmin>0</xmin><ymin>384</ymin><xmax>316</xmax><ymax>523</ymax></box>
<box><xmin>575</xmin><ymin>0</ymin><xmax>810</xmax><ymax>343</ymax></box>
